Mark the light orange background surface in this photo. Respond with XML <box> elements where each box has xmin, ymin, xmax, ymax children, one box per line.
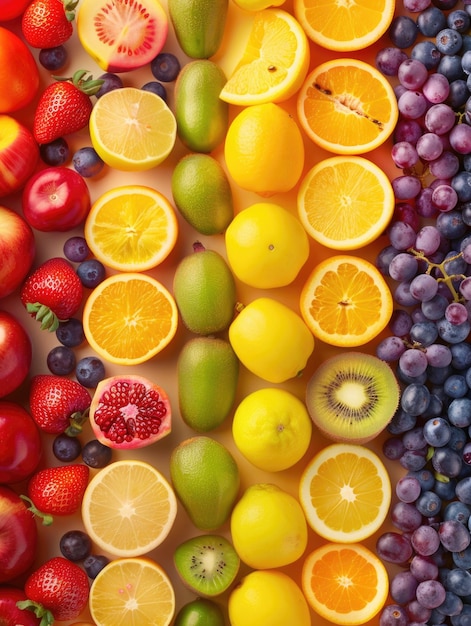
<box><xmin>2</xmin><ymin>1</ymin><xmax>406</xmax><ymax>623</ymax></box>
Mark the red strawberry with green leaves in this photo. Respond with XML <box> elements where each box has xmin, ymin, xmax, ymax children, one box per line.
<box><xmin>22</xmin><ymin>464</ymin><xmax>89</xmax><ymax>524</ymax></box>
<box><xmin>29</xmin><ymin>374</ymin><xmax>91</xmax><ymax>435</ymax></box>
<box><xmin>33</xmin><ymin>70</ymin><xmax>103</xmax><ymax>144</ymax></box>
<box><xmin>22</xmin><ymin>0</ymin><xmax>78</xmax><ymax>49</ymax></box>
<box><xmin>17</xmin><ymin>556</ymin><xmax>89</xmax><ymax>623</ymax></box>
<box><xmin>20</xmin><ymin>257</ymin><xmax>83</xmax><ymax>331</ymax></box>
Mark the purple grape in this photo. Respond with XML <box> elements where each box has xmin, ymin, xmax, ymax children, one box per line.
<box><xmin>410</xmin><ymin>554</ymin><xmax>439</xmax><ymax>583</ymax></box>
<box><xmin>389</xmin><ymin>252</ymin><xmax>419</xmax><ymax>281</ymax></box>
<box><xmin>450</xmin><ymin>123</ymin><xmax>471</xmax><ymax>154</ymax></box>
<box><xmin>391</xmin><ymin>141</ymin><xmax>419</xmax><ymax>169</ymax></box>
<box><xmin>396</xmin><ymin>474</ymin><xmax>422</xmax><ymax>502</ymax></box>
<box><xmin>411</xmin><ymin>524</ymin><xmax>441</xmax><ymax>556</ymax></box>
<box><xmin>399</xmin><ymin>348</ymin><xmax>429</xmax><ymax>377</ymax></box>
<box><xmin>379</xmin><ymin>604</ymin><xmax>409</xmax><ymax>626</ymax></box>
<box><xmin>398</xmin><ymin>90</ymin><xmax>429</xmax><ymax>119</ymax></box>
<box><xmin>39</xmin><ymin>137</ymin><xmax>70</xmax><ymax>166</ymax></box>
<box><xmin>392</xmin><ymin>175</ymin><xmax>423</xmax><ymax>200</ymax></box>
<box><xmin>376</xmin><ymin>336</ymin><xmax>407</xmax><ymax>361</ymax></box>
<box><xmin>390</xmin><ymin>500</ymin><xmax>424</xmax><ymax>532</ymax></box>
<box><xmin>376</xmin><ymin>47</ymin><xmax>408</xmax><ymax>76</ymax></box>
<box><xmin>416</xmin><ymin>579</ymin><xmax>447</xmax><ymax>609</ymax></box>
<box><xmin>398</xmin><ymin>59</ymin><xmax>429</xmax><ymax>90</ymax></box>
<box><xmin>82</xmin><ymin>439</ymin><xmax>112</xmax><ymax>468</ymax></box>
<box><xmin>376</xmin><ymin>531</ymin><xmax>414</xmax><ymax>564</ymax></box>
<box><xmin>38</xmin><ymin>45</ymin><xmax>68</xmax><ymax>71</ymax></box>
<box><xmin>410</xmin><ymin>273</ymin><xmax>439</xmax><ymax>302</ymax></box>
<box><xmin>439</xmin><ymin>519</ymin><xmax>471</xmax><ymax>552</ymax></box>
<box><xmin>390</xmin><ymin>570</ymin><xmax>419</xmax><ymax>605</ymax></box>
<box><xmin>63</xmin><ymin>236</ymin><xmax>90</xmax><ymax>263</ymax></box>
<box><xmin>445</xmin><ymin>302</ymin><xmax>469</xmax><ymax>324</ymax></box>
<box><xmin>431</xmin><ymin>183</ymin><xmax>459</xmax><ymax>212</ymax></box>
<box><xmin>59</xmin><ymin>530</ymin><xmax>92</xmax><ymax>561</ymax></box>
<box><xmin>96</xmin><ymin>72</ymin><xmax>123</xmax><ymax>97</ymax></box>
<box><xmin>415</xmin><ymin>225</ymin><xmax>442</xmax><ymax>255</ymax></box>
<box><xmin>422</xmin><ymin>72</ymin><xmax>451</xmax><ymax>103</ymax></box>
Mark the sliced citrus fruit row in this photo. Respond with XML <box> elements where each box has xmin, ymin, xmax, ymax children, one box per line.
<box><xmin>294</xmin><ymin>0</ymin><xmax>395</xmax><ymax>52</ymax></box>
<box><xmin>300</xmin><ymin>255</ymin><xmax>393</xmax><ymax>347</ymax></box>
<box><xmin>89</xmin><ymin>556</ymin><xmax>175</xmax><ymax>626</ymax></box>
<box><xmin>82</xmin><ymin>459</ymin><xmax>177</xmax><ymax>557</ymax></box>
<box><xmin>299</xmin><ymin>443</ymin><xmax>391</xmax><ymax>543</ymax></box>
<box><xmin>89</xmin><ymin>87</ymin><xmax>177</xmax><ymax>171</ymax></box>
<box><xmin>297</xmin><ymin>58</ymin><xmax>398</xmax><ymax>155</ymax></box>
<box><xmin>84</xmin><ymin>185</ymin><xmax>178</xmax><ymax>272</ymax></box>
<box><xmin>83</xmin><ymin>273</ymin><xmax>178</xmax><ymax>365</ymax></box>
<box><xmin>220</xmin><ymin>8</ymin><xmax>310</xmax><ymax>105</ymax></box>
<box><xmin>297</xmin><ymin>156</ymin><xmax>395</xmax><ymax>250</ymax></box>
<box><xmin>302</xmin><ymin>542</ymin><xmax>389</xmax><ymax>625</ymax></box>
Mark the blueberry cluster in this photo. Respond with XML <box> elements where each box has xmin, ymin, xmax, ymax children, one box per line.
<box><xmin>59</xmin><ymin>528</ymin><xmax>109</xmax><ymax>579</ymax></box>
<box><xmin>375</xmin><ymin>1</ymin><xmax>471</xmax><ymax>624</ymax></box>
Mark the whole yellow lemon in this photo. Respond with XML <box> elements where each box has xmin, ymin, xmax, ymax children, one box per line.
<box><xmin>225</xmin><ymin>202</ymin><xmax>309</xmax><ymax>288</ymax></box>
<box><xmin>229</xmin><ymin>570</ymin><xmax>311</xmax><ymax>626</ymax></box>
<box><xmin>229</xmin><ymin>297</ymin><xmax>314</xmax><ymax>383</ymax></box>
<box><xmin>230</xmin><ymin>483</ymin><xmax>308</xmax><ymax>569</ymax></box>
<box><xmin>232</xmin><ymin>388</ymin><xmax>312</xmax><ymax>471</ymax></box>
<box><xmin>224</xmin><ymin>103</ymin><xmax>304</xmax><ymax>196</ymax></box>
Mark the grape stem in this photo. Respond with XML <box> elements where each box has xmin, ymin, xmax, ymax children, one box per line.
<box><xmin>407</xmin><ymin>248</ymin><xmax>466</xmax><ymax>303</ymax></box>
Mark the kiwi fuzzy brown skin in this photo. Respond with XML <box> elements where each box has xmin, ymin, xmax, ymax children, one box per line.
<box><xmin>174</xmin><ymin>534</ymin><xmax>240</xmax><ymax>597</ymax></box>
<box><xmin>305</xmin><ymin>351</ymin><xmax>400</xmax><ymax>444</ymax></box>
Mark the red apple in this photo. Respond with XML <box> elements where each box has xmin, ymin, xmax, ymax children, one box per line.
<box><xmin>0</xmin><ymin>116</ymin><xmax>39</xmax><ymax>197</ymax></box>
<box><xmin>0</xmin><ymin>586</ymin><xmax>40</xmax><ymax>625</ymax></box>
<box><xmin>22</xmin><ymin>166</ymin><xmax>91</xmax><ymax>232</ymax></box>
<box><xmin>0</xmin><ymin>311</ymin><xmax>32</xmax><ymax>398</ymax></box>
<box><xmin>0</xmin><ymin>486</ymin><xmax>37</xmax><ymax>582</ymax></box>
<box><xmin>0</xmin><ymin>207</ymin><xmax>35</xmax><ymax>299</ymax></box>
<box><xmin>0</xmin><ymin>402</ymin><xmax>41</xmax><ymax>483</ymax></box>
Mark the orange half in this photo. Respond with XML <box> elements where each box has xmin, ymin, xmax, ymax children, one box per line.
<box><xmin>302</xmin><ymin>542</ymin><xmax>389</xmax><ymax>625</ymax></box>
<box><xmin>294</xmin><ymin>0</ymin><xmax>395</xmax><ymax>51</ymax></box>
<box><xmin>83</xmin><ymin>273</ymin><xmax>178</xmax><ymax>365</ymax></box>
<box><xmin>300</xmin><ymin>255</ymin><xmax>393</xmax><ymax>347</ymax></box>
<box><xmin>297</xmin><ymin>58</ymin><xmax>398</xmax><ymax>155</ymax></box>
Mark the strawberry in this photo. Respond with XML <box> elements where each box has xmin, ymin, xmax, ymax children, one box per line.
<box><xmin>29</xmin><ymin>374</ymin><xmax>91</xmax><ymax>434</ymax></box>
<box><xmin>17</xmin><ymin>556</ymin><xmax>89</xmax><ymax>623</ymax></box>
<box><xmin>20</xmin><ymin>257</ymin><xmax>83</xmax><ymax>331</ymax></box>
<box><xmin>23</xmin><ymin>464</ymin><xmax>89</xmax><ymax>523</ymax></box>
<box><xmin>22</xmin><ymin>0</ymin><xmax>77</xmax><ymax>49</ymax></box>
<box><xmin>33</xmin><ymin>70</ymin><xmax>103</xmax><ymax>144</ymax></box>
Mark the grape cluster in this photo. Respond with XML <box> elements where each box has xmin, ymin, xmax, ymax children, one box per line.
<box><xmin>375</xmin><ymin>1</ymin><xmax>471</xmax><ymax>624</ymax></box>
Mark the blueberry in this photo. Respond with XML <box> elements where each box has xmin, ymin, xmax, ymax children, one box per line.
<box><xmin>411</xmin><ymin>40</ymin><xmax>442</xmax><ymax>70</ymax></box>
<box><xmin>82</xmin><ymin>439</ymin><xmax>112</xmax><ymax>468</ymax></box>
<box><xmin>72</xmin><ymin>147</ymin><xmax>105</xmax><ymax>178</ymax></box>
<box><xmin>436</xmin><ymin>28</ymin><xmax>463</xmax><ymax>55</ymax></box>
<box><xmin>38</xmin><ymin>45</ymin><xmax>68</xmax><ymax>71</ymax></box>
<box><xmin>446</xmin><ymin>79</ymin><xmax>471</xmax><ymax>109</ymax></box>
<box><xmin>417</xmin><ymin>6</ymin><xmax>447</xmax><ymax>37</ymax></box>
<box><xmin>52</xmin><ymin>433</ymin><xmax>82</xmax><ymax>462</ymax></box>
<box><xmin>56</xmin><ymin>318</ymin><xmax>85</xmax><ymax>347</ymax></box>
<box><xmin>39</xmin><ymin>137</ymin><xmax>70</xmax><ymax>166</ymax></box>
<box><xmin>84</xmin><ymin>554</ymin><xmax>110</xmax><ymax>578</ymax></box>
<box><xmin>150</xmin><ymin>52</ymin><xmax>181</xmax><ymax>82</ymax></box>
<box><xmin>141</xmin><ymin>81</ymin><xmax>167</xmax><ymax>101</ymax></box>
<box><xmin>76</xmin><ymin>259</ymin><xmax>106</xmax><ymax>288</ymax></box>
<box><xmin>438</xmin><ymin>54</ymin><xmax>467</xmax><ymax>82</ymax></box>
<box><xmin>75</xmin><ymin>356</ymin><xmax>105</xmax><ymax>388</ymax></box>
<box><xmin>60</xmin><ymin>530</ymin><xmax>92</xmax><ymax>561</ymax></box>
<box><xmin>46</xmin><ymin>345</ymin><xmax>76</xmax><ymax>376</ymax></box>
<box><xmin>447</xmin><ymin>9</ymin><xmax>470</xmax><ymax>32</ymax></box>
<box><xmin>96</xmin><ymin>72</ymin><xmax>123</xmax><ymax>98</ymax></box>
<box><xmin>63</xmin><ymin>236</ymin><xmax>90</xmax><ymax>263</ymax></box>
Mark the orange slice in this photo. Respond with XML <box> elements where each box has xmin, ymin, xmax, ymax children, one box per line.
<box><xmin>297</xmin><ymin>58</ymin><xmax>398</xmax><ymax>155</ymax></box>
<box><xmin>294</xmin><ymin>0</ymin><xmax>395</xmax><ymax>51</ymax></box>
<box><xmin>297</xmin><ymin>156</ymin><xmax>395</xmax><ymax>250</ymax></box>
<box><xmin>82</xmin><ymin>459</ymin><xmax>178</xmax><ymax>557</ymax></box>
<box><xmin>299</xmin><ymin>255</ymin><xmax>393</xmax><ymax>347</ymax></box>
<box><xmin>83</xmin><ymin>273</ymin><xmax>178</xmax><ymax>365</ymax></box>
<box><xmin>89</xmin><ymin>557</ymin><xmax>175</xmax><ymax>626</ymax></box>
<box><xmin>302</xmin><ymin>542</ymin><xmax>389</xmax><ymax>625</ymax></box>
<box><xmin>299</xmin><ymin>443</ymin><xmax>391</xmax><ymax>543</ymax></box>
<box><xmin>219</xmin><ymin>9</ymin><xmax>310</xmax><ymax>105</ymax></box>
<box><xmin>84</xmin><ymin>185</ymin><xmax>178</xmax><ymax>272</ymax></box>
<box><xmin>89</xmin><ymin>87</ymin><xmax>176</xmax><ymax>171</ymax></box>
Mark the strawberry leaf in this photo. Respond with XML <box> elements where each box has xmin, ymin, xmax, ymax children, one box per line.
<box><xmin>16</xmin><ymin>600</ymin><xmax>55</xmax><ymax>626</ymax></box>
<box><xmin>20</xmin><ymin>495</ymin><xmax>54</xmax><ymax>526</ymax></box>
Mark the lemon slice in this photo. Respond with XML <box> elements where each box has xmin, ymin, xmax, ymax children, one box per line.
<box><xmin>220</xmin><ymin>9</ymin><xmax>310</xmax><ymax>105</ymax></box>
<box><xmin>89</xmin><ymin>87</ymin><xmax>176</xmax><ymax>171</ymax></box>
<box><xmin>85</xmin><ymin>185</ymin><xmax>178</xmax><ymax>272</ymax></box>
<box><xmin>82</xmin><ymin>459</ymin><xmax>178</xmax><ymax>557</ymax></box>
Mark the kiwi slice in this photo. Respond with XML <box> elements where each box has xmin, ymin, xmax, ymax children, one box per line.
<box><xmin>306</xmin><ymin>351</ymin><xmax>400</xmax><ymax>443</ymax></box>
<box><xmin>174</xmin><ymin>534</ymin><xmax>240</xmax><ymax>597</ymax></box>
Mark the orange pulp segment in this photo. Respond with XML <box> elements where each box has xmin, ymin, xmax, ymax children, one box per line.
<box><xmin>219</xmin><ymin>8</ymin><xmax>310</xmax><ymax>105</ymax></box>
<box><xmin>85</xmin><ymin>185</ymin><xmax>178</xmax><ymax>272</ymax></box>
<box><xmin>82</xmin><ymin>460</ymin><xmax>178</xmax><ymax>557</ymax></box>
<box><xmin>294</xmin><ymin>0</ymin><xmax>395</xmax><ymax>51</ymax></box>
<box><xmin>299</xmin><ymin>255</ymin><xmax>393</xmax><ymax>347</ymax></box>
<box><xmin>297</xmin><ymin>58</ymin><xmax>398</xmax><ymax>155</ymax></box>
<box><xmin>89</xmin><ymin>87</ymin><xmax>176</xmax><ymax>171</ymax></box>
<box><xmin>82</xmin><ymin>273</ymin><xmax>178</xmax><ymax>365</ymax></box>
<box><xmin>299</xmin><ymin>443</ymin><xmax>391</xmax><ymax>543</ymax></box>
<box><xmin>89</xmin><ymin>557</ymin><xmax>175</xmax><ymax>626</ymax></box>
<box><xmin>302</xmin><ymin>542</ymin><xmax>389</xmax><ymax>625</ymax></box>
<box><xmin>297</xmin><ymin>156</ymin><xmax>395</xmax><ymax>250</ymax></box>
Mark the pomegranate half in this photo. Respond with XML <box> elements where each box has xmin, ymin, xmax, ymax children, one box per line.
<box><xmin>89</xmin><ymin>375</ymin><xmax>171</xmax><ymax>449</ymax></box>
